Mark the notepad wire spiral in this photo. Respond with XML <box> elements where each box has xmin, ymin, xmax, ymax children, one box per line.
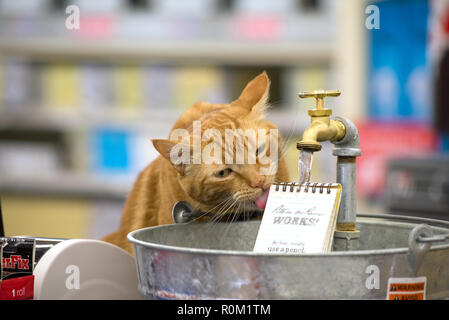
<box><xmin>273</xmin><ymin>182</ymin><xmax>335</xmax><ymax>194</ymax></box>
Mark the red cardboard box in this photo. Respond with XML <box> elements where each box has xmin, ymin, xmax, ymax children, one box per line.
<box><xmin>0</xmin><ymin>275</ymin><xmax>34</xmax><ymax>300</ymax></box>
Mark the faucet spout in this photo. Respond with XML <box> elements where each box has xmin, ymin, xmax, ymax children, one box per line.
<box><xmin>297</xmin><ymin>118</ymin><xmax>346</xmax><ymax>152</ymax></box>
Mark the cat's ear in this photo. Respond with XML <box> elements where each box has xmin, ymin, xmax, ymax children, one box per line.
<box><xmin>232</xmin><ymin>71</ymin><xmax>270</xmax><ymax>115</ymax></box>
<box><xmin>152</xmin><ymin>139</ymin><xmax>190</xmax><ymax>175</ymax></box>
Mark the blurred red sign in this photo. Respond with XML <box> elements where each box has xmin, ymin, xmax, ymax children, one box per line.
<box><xmin>75</xmin><ymin>15</ymin><xmax>115</xmax><ymax>39</ymax></box>
<box><xmin>235</xmin><ymin>15</ymin><xmax>282</xmax><ymax>40</ymax></box>
<box><xmin>356</xmin><ymin>121</ymin><xmax>440</xmax><ymax>197</ymax></box>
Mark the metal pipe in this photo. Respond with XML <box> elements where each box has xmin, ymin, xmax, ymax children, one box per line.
<box><xmin>331</xmin><ymin>117</ymin><xmax>361</xmax><ymax>218</ymax></box>
<box><xmin>336</xmin><ymin>157</ymin><xmax>357</xmax><ymax>229</ymax></box>
<box><xmin>330</xmin><ymin>116</ymin><xmax>361</xmax><ymax>243</ymax></box>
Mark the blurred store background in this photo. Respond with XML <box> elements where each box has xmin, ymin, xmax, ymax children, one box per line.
<box><xmin>0</xmin><ymin>0</ymin><xmax>447</xmax><ymax>239</ymax></box>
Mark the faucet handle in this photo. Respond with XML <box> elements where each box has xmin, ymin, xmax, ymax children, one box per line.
<box><xmin>298</xmin><ymin>90</ymin><xmax>340</xmax><ymax>111</ymax></box>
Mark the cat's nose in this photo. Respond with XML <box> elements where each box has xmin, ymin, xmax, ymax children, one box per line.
<box><xmin>252</xmin><ymin>176</ymin><xmax>265</xmax><ymax>189</ymax></box>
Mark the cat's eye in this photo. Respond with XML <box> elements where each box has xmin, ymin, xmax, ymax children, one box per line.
<box><xmin>215</xmin><ymin>168</ymin><xmax>233</xmax><ymax>178</ymax></box>
<box><xmin>256</xmin><ymin>144</ymin><xmax>265</xmax><ymax>156</ymax></box>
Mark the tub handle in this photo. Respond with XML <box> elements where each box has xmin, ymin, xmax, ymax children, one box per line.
<box><xmin>416</xmin><ymin>233</ymin><xmax>449</xmax><ymax>243</ymax></box>
<box><xmin>407</xmin><ymin>224</ymin><xmax>433</xmax><ymax>276</ymax></box>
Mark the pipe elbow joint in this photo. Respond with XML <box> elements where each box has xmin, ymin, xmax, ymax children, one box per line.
<box><xmin>331</xmin><ymin>116</ymin><xmax>361</xmax><ymax>157</ymax></box>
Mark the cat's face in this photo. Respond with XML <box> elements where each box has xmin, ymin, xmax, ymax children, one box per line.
<box><xmin>153</xmin><ymin>72</ymin><xmax>282</xmax><ymax>216</ymax></box>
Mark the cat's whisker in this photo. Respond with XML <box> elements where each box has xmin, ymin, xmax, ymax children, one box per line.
<box><xmin>214</xmin><ymin>201</ymin><xmax>236</xmax><ymax>224</ymax></box>
<box><xmin>206</xmin><ymin>197</ymin><xmax>237</xmax><ymax>226</ymax></box>
<box><xmin>241</xmin><ymin>201</ymin><xmax>246</xmax><ymax>222</ymax></box>
<box><xmin>205</xmin><ymin>197</ymin><xmax>234</xmax><ymax>224</ymax></box>
<box><xmin>192</xmin><ymin>195</ymin><xmax>233</xmax><ymax>222</ymax></box>
<box><xmin>223</xmin><ymin>198</ymin><xmax>239</xmax><ymax>221</ymax></box>
<box><xmin>222</xmin><ymin>202</ymin><xmax>241</xmax><ymax>238</ymax></box>
<box><xmin>195</xmin><ymin>198</ymin><xmax>236</xmax><ymax>231</ymax></box>
<box><xmin>205</xmin><ymin>208</ymin><xmax>229</xmax><ymax>228</ymax></box>
<box><xmin>191</xmin><ymin>204</ymin><xmax>226</xmax><ymax>223</ymax></box>
<box><xmin>206</xmin><ymin>200</ymin><xmax>238</xmax><ymax>233</ymax></box>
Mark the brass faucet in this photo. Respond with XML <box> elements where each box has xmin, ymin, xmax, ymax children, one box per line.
<box><xmin>296</xmin><ymin>90</ymin><xmax>346</xmax><ymax>152</ymax></box>
<box><xmin>296</xmin><ymin>90</ymin><xmax>362</xmax><ymax>250</ymax></box>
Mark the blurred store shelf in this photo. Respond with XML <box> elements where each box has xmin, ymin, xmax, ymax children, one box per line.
<box><xmin>0</xmin><ymin>0</ymin><xmax>346</xmax><ymax>202</ymax></box>
<box><xmin>0</xmin><ymin>171</ymin><xmax>131</xmax><ymax>200</ymax></box>
<box><xmin>0</xmin><ymin>108</ymin><xmax>181</xmax><ymax>132</ymax></box>
<box><xmin>0</xmin><ymin>39</ymin><xmax>334</xmax><ymax>65</ymax></box>
<box><xmin>0</xmin><ymin>108</ymin><xmax>306</xmax><ymax>133</ymax></box>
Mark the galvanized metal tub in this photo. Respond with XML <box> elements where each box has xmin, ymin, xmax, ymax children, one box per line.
<box><xmin>128</xmin><ymin>213</ymin><xmax>449</xmax><ymax>299</ymax></box>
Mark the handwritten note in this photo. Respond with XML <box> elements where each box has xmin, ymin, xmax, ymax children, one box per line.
<box><xmin>253</xmin><ymin>183</ymin><xmax>342</xmax><ymax>254</ymax></box>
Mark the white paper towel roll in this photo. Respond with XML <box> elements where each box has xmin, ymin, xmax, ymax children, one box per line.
<box><xmin>33</xmin><ymin>239</ymin><xmax>141</xmax><ymax>300</ymax></box>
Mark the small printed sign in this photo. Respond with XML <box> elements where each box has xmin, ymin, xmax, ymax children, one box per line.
<box><xmin>253</xmin><ymin>183</ymin><xmax>341</xmax><ymax>254</ymax></box>
<box><xmin>386</xmin><ymin>277</ymin><xmax>427</xmax><ymax>300</ymax></box>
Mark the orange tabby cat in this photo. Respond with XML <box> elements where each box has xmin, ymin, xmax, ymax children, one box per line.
<box><xmin>103</xmin><ymin>72</ymin><xmax>290</xmax><ymax>254</ymax></box>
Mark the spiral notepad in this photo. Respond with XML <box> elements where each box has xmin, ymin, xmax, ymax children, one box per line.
<box><xmin>253</xmin><ymin>182</ymin><xmax>342</xmax><ymax>254</ymax></box>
